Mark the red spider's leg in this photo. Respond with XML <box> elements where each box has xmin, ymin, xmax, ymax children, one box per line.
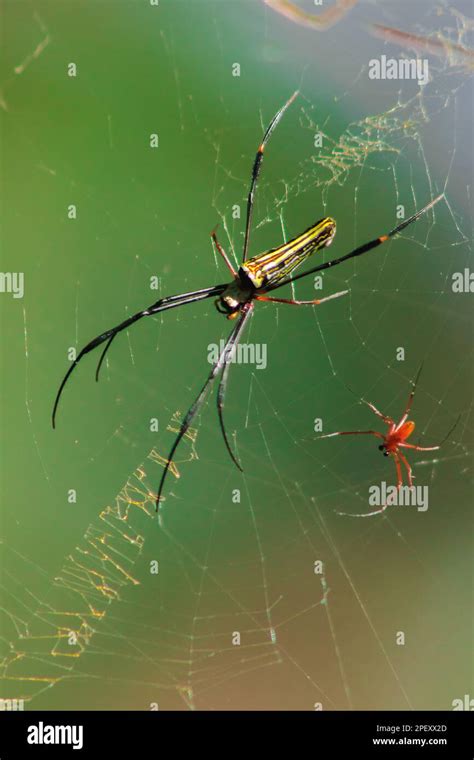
<box><xmin>211</xmin><ymin>228</ymin><xmax>237</xmax><ymax>277</ymax></box>
<box><xmin>398</xmin><ymin>443</ymin><xmax>440</xmax><ymax>451</ymax></box>
<box><xmin>318</xmin><ymin>430</ymin><xmax>385</xmax><ymax>440</ymax></box>
<box><xmin>360</xmin><ymin>399</ymin><xmax>394</xmax><ymax>427</ymax></box>
<box><xmin>336</xmin><ymin>449</ymin><xmax>400</xmax><ymax>519</ymax></box>
<box><xmin>394</xmin><ymin>453</ymin><xmax>403</xmax><ymax>490</ymax></box>
<box><xmin>398</xmin><ymin>450</ymin><xmax>414</xmax><ymax>488</ymax></box>
<box><xmin>336</xmin><ymin>450</ymin><xmax>409</xmax><ymax>519</ymax></box>
<box><xmin>336</xmin><ymin>504</ymin><xmax>390</xmax><ymax>518</ymax></box>
<box><xmin>387</xmin><ymin>453</ymin><xmax>403</xmax><ymax>505</ymax></box>
<box><xmin>399</xmin><ymin>415</ymin><xmax>459</xmax><ymax>450</ymax></box>
<box><xmin>256</xmin><ymin>290</ymin><xmax>348</xmax><ymax>306</ymax></box>
<box><xmin>396</xmin><ymin>364</ymin><xmax>423</xmax><ymax>430</ymax></box>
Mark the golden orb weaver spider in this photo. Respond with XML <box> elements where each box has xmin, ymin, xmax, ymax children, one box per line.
<box><xmin>52</xmin><ymin>91</ymin><xmax>443</xmax><ymax>508</ymax></box>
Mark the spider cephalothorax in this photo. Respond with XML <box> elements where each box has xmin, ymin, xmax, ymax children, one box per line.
<box><xmin>380</xmin><ymin>420</ymin><xmax>416</xmax><ymax>456</ymax></box>
<box><xmin>215</xmin><ymin>277</ymin><xmax>254</xmax><ymax>318</ymax></box>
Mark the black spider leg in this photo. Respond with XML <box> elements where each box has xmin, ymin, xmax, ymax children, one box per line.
<box><xmin>95</xmin><ymin>335</ymin><xmax>116</xmax><ymax>382</ymax></box>
<box><xmin>242</xmin><ymin>90</ymin><xmax>299</xmax><ymax>262</ymax></box>
<box><xmin>52</xmin><ymin>284</ymin><xmax>226</xmax><ymax>428</ymax></box>
<box><xmin>267</xmin><ymin>194</ymin><xmax>444</xmax><ymax>293</ymax></box>
<box><xmin>436</xmin><ymin>414</ymin><xmax>461</xmax><ymax>447</ymax></box>
<box><xmin>156</xmin><ymin>303</ymin><xmax>253</xmax><ymax>510</ymax></box>
<box><xmin>95</xmin><ymin>287</ymin><xmax>229</xmax><ymax>382</ymax></box>
<box><xmin>216</xmin><ymin>305</ymin><xmax>254</xmax><ymax>472</ymax></box>
<box><xmin>400</xmin><ymin>362</ymin><xmax>425</xmax><ymax>422</ymax></box>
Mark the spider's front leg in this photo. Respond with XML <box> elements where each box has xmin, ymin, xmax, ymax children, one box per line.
<box><xmin>52</xmin><ymin>284</ymin><xmax>227</xmax><ymax>428</ymax></box>
<box><xmin>360</xmin><ymin>399</ymin><xmax>394</xmax><ymax>427</ymax></box>
<box><xmin>317</xmin><ymin>430</ymin><xmax>385</xmax><ymax>441</ymax></box>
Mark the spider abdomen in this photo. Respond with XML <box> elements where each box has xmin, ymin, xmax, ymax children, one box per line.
<box><xmin>240</xmin><ymin>217</ymin><xmax>336</xmax><ymax>289</ymax></box>
<box><xmin>398</xmin><ymin>420</ymin><xmax>416</xmax><ymax>441</ymax></box>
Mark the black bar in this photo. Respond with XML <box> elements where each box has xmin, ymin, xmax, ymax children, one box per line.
<box><xmin>0</xmin><ymin>710</ymin><xmax>472</xmax><ymax>757</ymax></box>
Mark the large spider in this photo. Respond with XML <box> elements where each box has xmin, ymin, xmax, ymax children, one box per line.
<box><xmin>318</xmin><ymin>366</ymin><xmax>458</xmax><ymax>517</ymax></box>
<box><xmin>52</xmin><ymin>92</ymin><xmax>442</xmax><ymax>508</ymax></box>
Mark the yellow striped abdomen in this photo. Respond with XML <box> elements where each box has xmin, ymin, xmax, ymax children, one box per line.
<box><xmin>240</xmin><ymin>217</ymin><xmax>336</xmax><ymax>289</ymax></box>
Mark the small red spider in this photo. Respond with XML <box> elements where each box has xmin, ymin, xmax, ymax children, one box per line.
<box><xmin>319</xmin><ymin>367</ymin><xmax>457</xmax><ymax>517</ymax></box>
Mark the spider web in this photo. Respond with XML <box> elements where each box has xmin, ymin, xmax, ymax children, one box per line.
<box><xmin>1</xmin><ymin>0</ymin><xmax>472</xmax><ymax>711</ymax></box>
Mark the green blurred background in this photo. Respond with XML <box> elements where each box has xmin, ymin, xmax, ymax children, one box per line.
<box><xmin>1</xmin><ymin>0</ymin><xmax>472</xmax><ymax>710</ymax></box>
